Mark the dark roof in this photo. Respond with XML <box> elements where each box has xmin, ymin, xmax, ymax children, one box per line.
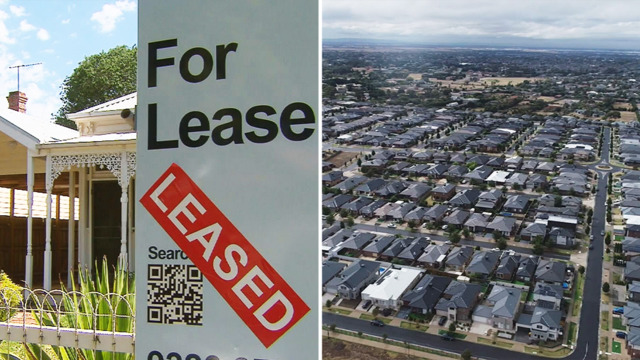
<box><xmin>362</xmin><ymin>235</ymin><xmax>395</xmax><ymax>254</ymax></box>
<box><xmin>323</xmin><ymin>228</ymin><xmax>353</xmax><ymax>247</ymax></box>
<box><xmin>503</xmin><ymin>195</ymin><xmax>529</xmax><ymax>211</ymax></box>
<box><xmin>426</xmin><ymin>164</ymin><xmax>449</xmax><ymax>176</ymax></box>
<box><xmin>341</xmin><ymin>232</ymin><xmax>376</xmax><ymax>250</ymax></box>
<box><xmin>446</xmin><ymin>246</ymin><xmax>474</xmax><ymax>267</ymax></box>
<box><xmin>521</xmin><ymin>222</ymin><xmax>547</xmax><ymax>237</ymax></box>
<box><xmin>450</xmin><ymin>153</ymin><xmax>467</xmax><ymax>163</ymax></box>
<box><xmin>464</xmin><ymin>213</ymin><xmax>490</xmax><ymax>228</ymax></box>
<box><xmin>479</xmin><ymin>189</ymin><xmax>503</xmax><ymax>202</ymax></box>
<box><xmin>468</xmin><ymin>155</ymin><xmax>491</xmax><ymax>165</ymax></box>
<box><xmin>449</xmin><ymin>188</ymin><xmax>481</xmax><ymax>206</ymax></box>
<box><xmin>506</xmin><ymin>173</ymin><xmax>528</xmax><ymax>185</ymax></box>
<box><xmin>464</xmin><ymin>165</ymin><xmax>494</xmax><ymax>180</ymax></box>
<box><xmin>424</xmin><ymin>204</ymin><xmax>448</xmax><ymax>220</ymax></box>
<box><xmin>341</xmin><ymin>197</ymin><xmax>374</xmax><ymax>212</ymax></box>
<box><xmin>322</xmin><ymin>171</ymin><xmax>344</xmax><ymax>183</ymax></box>
<box><xmin>322</xmin><ymin>223</ymin><xmax>342</xmax><ymax>240</ymax></box>
<box><xmin>322</xmin><ymin>261</ymin><xmax>347</xmax><ymax>285</ymax></box>
<box><xmin>404</xmin><ymin>206</ymin><xmax>429</xmax><ymax>221</ymax></box>
<box><xmin>354</xmin><ymin>178</ymin><xmax>386</xmax><ymax>193</ymax></box>
<box><xmin>398</xmin><ymin>237</ymin><xmax>431</xmax><ymax>260</ymax></box>
<box><xmin>327</xmin><ymin>259</ymin><xmax>380</xmax><ymax>290</ymax></box>
<box><xmin>402</xmin><ymin>275</ymin><xmax>452</xmax><ymax>311</ymax></box>
<box><xmin>622</xmin><ymin>237</ymin><xmax>640</xmax><ymax>253</ymax></box>
<box><xmin>333</xmin><ymin>176</ymin><xmax>367</xmax><ymax>192</ymax></box>
<box><xmin>435</xmin><ymin>281</ymin><xmax>482</xmax><ymax>311</ymax></box>
<box><xmin>388</xmin><ymin>203</ymin><xmax>417</xmax><ymax>219</ymax></box>
<box><xmin>549</xmin><ymin>227</ymin><xmax>575</xmax><ymax>238</ymax></box>
<box><xmin>466</xmin><ymin>250</ymin><xmax>500</xmax><ymax>275</ymax></box>
<box><xmin>374</xmin><ymin>181</ymin><xmax>407</xmax><ymax>197</ymax></box>
<box><xmin>360</xmin><ymin>199</ymin><xmax>387</xmax><ymax>216</ymax></box>
<box><xmin>432</xmin><ymin>184</ymin><xmax>456</xmax><ymax>194</ymax></box>
<box><xmin>487</xmin><ymin>286</ymin><xmax>522</xmax><ymax>318</ymax></box>
<box><xmin>381</xmin><ymin>238</ymin><xmax>412</xmax><ymax>258</ymax></box>
<box><xmin>446</xmin><ymin>165</ymin><xmax>469</xmax><ymax>177</ymax></box>
<box><xmin>625</xmin><ymin>261</ymin><xmax>640</xmax><ymax>282</ymax></box>
<box><xmin>517</xmin><ymin>256</ymin><xmax>539</xmax><ymax>278</ymax></box>
<box><xmin>535</xmin><ymin>259</ymin><xmax>567</xmax><ymax>283</ymax></box>
<box><xmin>487</xmin><ymin>216</ymin><xmax>517</xmax><ymax>233</ymax></box>
<box><xmin>418</xmin><ymin>243</ymin><xmax>451</xmax><ymax>264</ymax></box>
<box><xmin>533</xmin><ymin>282</ymin><xmax>564</xmax><ymax>300</ymax></box>
<box><xmin>322</xmin><ymin>194</ymin><xmax>355</xmax><ymax>209</ymax></box>
<box><xmin>495</xmin><ymin>254</ymin><xmax>521</xmax><ymax>276</ymax></box>
<box><xmin>400</xmin><ymin>183</ymin><xmax>432</xmax><ymax>199</ymax></box>
<box><xmin>530</xmin><ymin>306</ymin><xmax>562</xmax><ymax>329</ymax></box>
<box><xmin>444</xmin><ymin>209</ymin><xmax>471</xmax><ymax>225</ymax></box>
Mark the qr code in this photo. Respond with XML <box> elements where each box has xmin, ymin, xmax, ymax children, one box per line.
<box><xmin>147</xmin><ymin>264</ymin><xmax>204</xmax><ymax>325</ymax></box>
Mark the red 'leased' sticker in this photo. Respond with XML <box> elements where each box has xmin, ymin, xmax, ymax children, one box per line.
<box><xmin>140</xmin><ymin>163</ymin><xmax>310</xmax><ymax>348</ymax></box>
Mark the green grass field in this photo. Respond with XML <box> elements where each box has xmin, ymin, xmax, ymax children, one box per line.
<box><xmin>612</xmin><ymin>340</ymin><xmax>622</xmax><ymax>354</ymax></box>
<box><xmin>477</xmin><ymin>337</ymin><xmax>514</xmax><ymax>349</ymax></box>
<box><xmin>601</xmin><ymin>311</ymin><xmax>610</xmax><ymax>331</ymax></box>
<box><xmin>572</xmin><ymin>274</ymin><xmax>585</xmax><ymax>316</ymax></box>
<box><xmin>400</xmin><ymin>321</ymin><xmax>428</xmax><ymax>332</ymax></box>
<box><xmin>524</xmin><ymin>345</ymin><xmax>572</xmax><ymax>357</ymax></box>
<box><xmin>437</xmin><ymin>329</ymin><xmax>467</xmax><ymax>340</ymax></box>
<box><xmin>327</xmin><ymin>308</ymin><xmax>353</xmax><ymax>316</ymax></box>
<box><xmin>567</xmin><ymin>322</ymin><xmax>577</xmax><ymax>345</ymax></box>
<box><xmin>601</xmin><ymin>336</ymin><xmax>609</xmax><ymax>353</ymax></box>
<box><xmin>613</xmin><ymin>316</ymin><xmax>626</xmax><ymax>331</ymax></box>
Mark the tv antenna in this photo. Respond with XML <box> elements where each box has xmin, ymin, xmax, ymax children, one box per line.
<box><xmin>8</xmin><ymin>62</ymin><xmax>42</xmax><ymax>93</ymax></box>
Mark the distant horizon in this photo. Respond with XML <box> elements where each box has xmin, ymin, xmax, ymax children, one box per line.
<box><xmin>322</xmin><ymin>37</ymin><xmax>640</xmax><ymax>53</ymax></box>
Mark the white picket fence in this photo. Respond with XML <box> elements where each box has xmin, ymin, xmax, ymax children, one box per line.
<box><xmin>0</xmin><ymin>287</ymin><xmax>135</xmax><ymax>357</ymax></box>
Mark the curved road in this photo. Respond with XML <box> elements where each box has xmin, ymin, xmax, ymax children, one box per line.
<box><xmin>324</xmin><ymin>125</ymin><xmax>615</xmax><ymax>360</ymax></box>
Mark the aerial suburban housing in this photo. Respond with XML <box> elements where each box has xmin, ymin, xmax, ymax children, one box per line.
<box><xmin>321</xmin><ymin>44</ymin><xmax>640</xmax><ymax>359</ymax></box>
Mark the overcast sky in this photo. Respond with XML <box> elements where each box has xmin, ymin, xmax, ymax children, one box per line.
<box><xmin>323</xmin><ymin>0</ymin><xmax>640</xmax><ymax>50</ymax></box>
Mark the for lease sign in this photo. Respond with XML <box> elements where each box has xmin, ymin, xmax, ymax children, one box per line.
<box><xmin>140</xmin><ymin>164</ymin><xmax>310</xmax><ymax>348</ymax></box>
<box><xmin>136</xmin><ymin>2</ymin><xmax>319</xmax><ymax>359</ymax></box>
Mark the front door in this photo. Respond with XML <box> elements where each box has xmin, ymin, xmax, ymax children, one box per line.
<box><xmin>92</xmin><ymin>181</ymin><xmax>121</xmax><ymax>270</ymax></box>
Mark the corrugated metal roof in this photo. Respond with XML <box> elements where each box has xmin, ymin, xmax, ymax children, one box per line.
<box><xmin>0</xmin><ymin>107</ymin><xmax>77</xmax><ymax>145</ymax></box>
<box><xmin>69</xmin><ymin>92</ymin><xmax>137</xmax><ymax>115</ymax></box>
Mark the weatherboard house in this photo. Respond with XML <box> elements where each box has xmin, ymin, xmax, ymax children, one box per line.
<box><xmin>0</xmin><ymin>92</ymin><xmax>137</xmax><ymax>290</ymax></box>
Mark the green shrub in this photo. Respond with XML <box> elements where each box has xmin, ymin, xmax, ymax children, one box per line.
<box><xmin>0</xmin><ymin>271</ymin><xmax>23</xmax><ymax>322</ymax></box>
<box><xmin>27</xmin><ymin>258</ymin><xmax>135</xmax><ymax>360</ymax></box>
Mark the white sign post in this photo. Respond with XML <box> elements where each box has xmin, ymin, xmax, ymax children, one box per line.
<box><xmin>136</xmin><ymin>1</ymin><xmax>319</xmax><ymax>359</ymax></box>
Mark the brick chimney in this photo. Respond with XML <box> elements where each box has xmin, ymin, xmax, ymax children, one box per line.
<box><xmin>7</xmin><ymin>91</ymin><xmax>27</xmax><ymax>113</ymax></box>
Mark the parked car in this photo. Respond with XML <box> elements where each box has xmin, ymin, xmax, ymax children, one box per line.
<box><xmin>382</xmin><ymin>308</ymin><xmax>393</xmax><ymax>317</ymax></box>
<box><xmin>362</xmin><ymin>300</ymin><xmax>372</xmax><ymax>310</ymax></box>
<box><xmin>438</xmin><ymin>316</ymin><xmax>447</xmax><ymax>326</ymax></box>
<box><xmin>589</xmin><ymin>244</ymin><xmax>594</xmax><ymax>250</ymax></box>
<box><xmin>370</xmin><ymin>319</ymin><xmax>385</xmax><ymax>327</ymax></box>
<box><xmin>616</xmin><ymin>331</ymin><xmax>627</xmax><ymax>339</ymax></box>
<box><xmin>442</xmin><ymin>225</ymin><xmax>448</xmax><ymax>231</ymax></box>
<box><xmin>601</xmin><ymin>230</ymin><xmax>605</xmax><ymax>236</ymax></box>
<box><xmin>613</xmin><ymin>307</ymin><xmax>624</xmax><ymax>315</ymax></box>
<box><xmin>440</xmin><ymin>334</ymin><xmax>455</xmax><ymax>341</ymax></box>
<box><xmin>387</xmin><ymin>223</ymin><xmax>397</xmax><ymax>228</ymax></box>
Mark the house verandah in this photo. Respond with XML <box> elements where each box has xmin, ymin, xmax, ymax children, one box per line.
<box><xmin>0</xmin><ymin>92</ymin><xmax>137</xmax><ymax>290</ymax></box>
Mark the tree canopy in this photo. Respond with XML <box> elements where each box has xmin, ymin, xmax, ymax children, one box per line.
<box><xmin>55</xmin><ymin>45</ymin><xmax>137</xmax><ymax>129</ymax></box>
